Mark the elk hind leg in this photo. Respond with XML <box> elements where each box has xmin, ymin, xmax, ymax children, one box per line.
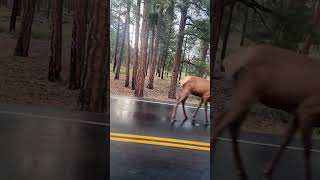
<box><xmin>263</xmin><ymin>119</ymin><xmax>298</xmax><ymax>179</ymax></box>
<box><xmin>192</xmin><ymin>98</ymin><xmax>203</xmax><ymax>121</ymax></box>
<box><xmin>171</xmin><ymin>91</ymin><xmax>189</xmax><ymax>121</ymax></box>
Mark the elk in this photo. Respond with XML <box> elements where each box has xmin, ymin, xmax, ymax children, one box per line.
<box><xmin>211</xmin><ymin>45</ymin><xmax>320</xmax><ymax>180</ymax></box>
<box><xmin>171</xmin><ymin>76</ymin><xmax>210</xmax><ymax>125</ymax></box>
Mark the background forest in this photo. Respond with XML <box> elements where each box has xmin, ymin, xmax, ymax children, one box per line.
<box><xmin>110</xmin><ymin>0</ymin><xmax>209</xmax><ymax>104</ymax></box>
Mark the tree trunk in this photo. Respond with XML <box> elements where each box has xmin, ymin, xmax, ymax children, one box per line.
<box><xmin>47</xmin><ymin>0</ymin><xmax>52</xmax><ymax>19</ymax></box>
<box><xmin>79</xmin><ymin>0</ymin><xmax>109</xmax><ymax>112</ymax></box>
<box><xmin>168</xmin><ymin>3</ymin><xmax>188</xmax><ymax>99</ymax></box>
<box><xmin>14</xmin><ymin>0</ymin><xmax>36</xmax><ymax>57</ymax></box>
<box><xmin>9</xmin><ymin>0</ymin><xmax>20</xmax><ymax>32</ymax></box>
<box><xmin>131</xmin><ymin>0</ymin><xmax>141</xmax><ymax>90</ymax></box>
<box><xmin>114</xmin><ymin>5</ymin><xmax>129</xmax><ymax>80</ymax></box>
<box><xmin>302</xmin><ymin>0</ymin><xmax>320</xmax><ymax>55</ymax></box>
<box><xmin>201</xmin><ymin>42</ymin><xmax>209</xmax><ymax>62</ymax></box>
<box><xmin>48</xmin><ymin>0</ymin><xmax>63</xmax><ymax>82</ymax></box>
<box><xmin>220</xmin><ymin>3</ymin><xmax>234</xmax><ymax>70</ymax></box>
<box><xmin>69</xmin><ymin>0</ymin><xmax>87</xmax><ymax>89</ymax></box>
<box><xmin>124</xmin><ymin>1</ymin><xmax>131</xmax><ymax>87</ymax></box>
<box><xmin>113</xmin><ymin>5</ymin><xmax>121</xmax><ymax>72</ymax></box>
<box><xmin>112</xmin><ymin>6</ymin><xmax>121</xmax><ymax>72</ymax></box>
<box><xmin>134</xmin><ymin>0</ymin><xmax>150</xmax><ymax>97</ymax></box>
<box><xmin>147</xmin><ymin>5</ymin><xmax>163</xmax><ymax>89</ymax></box>
<box><xmin>240</xmin><ymin>6</ymin><xmax>248</xmax><ymax>46</ymax></box>
<box><xmin>161</xmin><ymin>46</ymin><xmax>169</xmax><ymax>79</ymax></box>
<box><xmin>146</xmin><ymin>27</ymin><xmax>154</xmax><ymax>76</ymax></box>
<box><xmin>36</xmin><ymin>0</ymin><xmax>41</xmax><ymax>14</ymax></box>
<box><xmin>179</xmin><ymin>36</ymin><xmax>188</xmax><ymax>81</ymax></box>
<box><xmin>211</xmin><ymin>0</ymin><xmax>223</xmax><ymax>76</ymax></box>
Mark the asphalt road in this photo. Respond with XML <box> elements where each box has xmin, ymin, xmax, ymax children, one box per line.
<box><xmin>110</xmin><ymin>96</ymin><xmax>210</xmax><ymax>180</ymax></box>
<box><xmin>0</xmin><ymin>103</ymin><xmax>109</xmax><ymax>180</ymax></box>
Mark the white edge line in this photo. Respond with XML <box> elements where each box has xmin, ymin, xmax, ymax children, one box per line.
<box><xmin>111</xmin><ymin>96</ymin><xmax>211</xmax><ymax>110</ymax></box>
<box><xmin>217</xmin><ymin>137</ymin><xmax>320</xmax><ymax>153</ymax></box>
<box><xmin>0</xmin><ymin>110</ymin><xmax>110</xmax><ymax>127</ymax></box>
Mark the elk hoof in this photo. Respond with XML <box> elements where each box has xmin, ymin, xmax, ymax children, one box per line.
<box><xmin>204</xmin><ymin>122</ymin><xmax>209</xmax><ymax>127</ymax></box>
<box><xmin>170</xmin><ymin>117</ymin><xmax>176</xmax><ymax>122</ymax></box>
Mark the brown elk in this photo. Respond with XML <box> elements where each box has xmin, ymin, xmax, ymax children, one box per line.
<box><xmin>171</xmin><ymin>76</ymin><xmax>210</xmax><ymax>125</ymax></box>
<box><xmin>211</xmin><ymin>45</ymin><xmax>320</xmax><ymax>180</ymax></box>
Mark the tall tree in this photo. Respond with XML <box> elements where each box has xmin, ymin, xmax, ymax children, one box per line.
<box><xmin>9</xmin><ymin>0</ymin><xmax>20</xmax><ymax>32</ymax></box>
<box><xmin>124</xmin><ymin>0</ymin><xmax>131</xmax><ymax>87</ymax></box>
<box><xmin>114</xmin><ymin>0</ymin><xmax>130</xmax><ymax>80</ymax></box>
<box><xmin>168</xmin><ymin>1</ymin><xmax>188</xmax><ymax>99</ymax></box>
<box><xmin>302</xmin><ymin>0</ymin><xmax>320</xmax><ymax>55</ymax></box>
<box><xmin>240</xmin><ymin>6</ymin><xmax>248</xmax><ymax>46</ymax></box>
<box><xmin>131</xmin><ymin>0</ymin><xmax>141</xmax><ymax>90</ymax></box>
<box><xmin>48</xmin><ymin>0</ymin><xmax>63</xmax><ymax>82</ymax></box>
<box><xmin>179</xmin><ymin>35</ymin><xmax>188</xmax><ymax>81</ymax></box>
<box><xmin>79</xmin><ymin>0</ymin><xmax>109</xmax><ymax>112</ymax></box>
<box><xmin>112</xmin><ymin>4</ymin><xmax>121</xmax><ymax>72</ymax></box>
<box><xmin>69</xmin><ymin>0</ymin><xmax>87</xmax><ymax>89</ymax></box>
<box><xmin>220</xmin><ymin>2</ymin><xmax>235</xmax><ymax>70</ymax></box>
<box><xmin>147</xmin><ymin>4</ymin><xmax>163</xmax><ymax>89</ymax></box>
<box><xmin>135</xmin><ymin>0</ymin><xmax>150</xmax><ymax>97</ymax></box>
<box><xmin>210</xmin><ymin>0</ymin><xmax>223</xmax><ymax>75</ymax></box>
<box><xmin>14</xmin><ymin>0</ymin><xmax>36</xmax><ymax>57</ymax></box>
<box><xmin>146</xmin><ymin>26</ymin><xmax>155</xmax><ymax>76</ymax></box>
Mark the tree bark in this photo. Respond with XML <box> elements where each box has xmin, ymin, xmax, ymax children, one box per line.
<box><xmin>220</xmin><ymin>3</ymin><xmax>235</xmax><ymax>70</ymax></box>
<box><xmin>48</xmin><ymin>0</ymin><xmax>63</xmax><ymax>82</ymax></box>
<box><xmin>134</xmin><ymin>0</ymin><xmax>150</xmax><ymax>97</ymax></box>
<box><xmin>161</xmin><ymin>45</ymin><xmax>169</xmax><ymax>79</ymax></box>
<box><xmin>179</xmin><ymin>36</ymin><xmax>188</xmax><ymax>81</ymax></box>
<box><xmin>69</xmin><ymin>0</ymin><xmax>87</xmax><ymax>89</ymax></box>
<box><xmin>112</xmin><ymin>5</ymin><xmax>121</xmax><ymax>72</ymax></box>
<box><xmin>14</xmin><ymin>0</ymin><xmax>36</xmax><ymax>57</ymax></box>
<box><xmin>79</xmin><ymin>0</ymin><xmax>109</xmax><ymax>112</ymax></box>
<box><xmin>147</xmin><ymin>5</ymin><xmax>163</xmax><ymax>89</ymax></box>
<box><xmin>240</xmin><ymin>6</ymin><xmax>248</xmax><ymax>46</ymax></box>
<box><xmin>146</xmin><ymin>27</ymin><xmax>155</xmax><ymax>76</ymax></box>
<box><xmin>9</xmin><ymin>0</ymin><xmax>20</xmax><ymax>32</ymax></box>
<box><xmin>131</xmin><ymin>0</ymin><xmax>141</xmax><ymax>90</ymax></box>
<box><xmin>124</xmin><ymin>1</ymin><xmax>131</xmax><ymax>87</ymax></box>
<box><xmin>114</xmin><ymin>4</ymin><xmax>129</xmax><ymax>80</ymax></box>
<box><xmin>302</xmin><ymin>0</ymin><xmax>320</xmax><ymax>55</ymax></box>
<box><xmin>201</xmin><ymin>42</ymin><xmax>209</xmax><ymax>62</ymax></box>
<box><xmin>168</xmin><ymin>2</ymin><xmax>188</xmax><ymax>99</ymax></box>
<box><xmin>210</xmin><ymin>0</ymin><xmax>223</xmax><ymax>75</ymax></box>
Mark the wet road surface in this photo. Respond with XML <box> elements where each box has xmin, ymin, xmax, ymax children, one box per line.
<box><xmin>110</xmin><ymin>96</ymin><xmax>210</xmax><ymax>180</ymax></box>
<box><xmin>0</xmin><ymin>103</ymin><xmax>109</xmax><ymax>180</ymax></box>
<box><xmin>213</xmin><ymin>126</ymin><xmax>320</xmax><ymax>180</ymax></box>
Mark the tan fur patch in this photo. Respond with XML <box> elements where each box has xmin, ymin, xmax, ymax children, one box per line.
<box><xmin>180</xmin><ymin>76</ymin><xmax>192</xmax><ymax>87</ymax></box>
<box><xmin>222</xmin><ymin>47</ymin><xmax>255</xmax><ymax>79</ymax></box>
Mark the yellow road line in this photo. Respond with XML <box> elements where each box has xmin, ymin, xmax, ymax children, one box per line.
<box><xmin>110</xmin><ymin>132</ymin><xmax>210</xmax><ymax>147</ymax></box>
<box><xmin>110</xmin><ymin>137</ymin><xmax>210</xmax><ymax>152</ymax></box>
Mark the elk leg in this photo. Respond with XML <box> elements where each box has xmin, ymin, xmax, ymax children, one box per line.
<box><xmin>171</xmin><ymin>92</ymin><xmax>189</xmax><ymax>120</ymax></box>
<box><xmin>181</xmin><ymin>98</ymin><xmax>188</xmax><ymax>121</ymax></box>
<box><xmin>230</xmin><ymin>122</ymin><xmax>248</xmax><ymax>180</ymax></box>
<box><xmin>263</xmin><ymin>119</ymin><xmax>298</xmax><ymax>179</ymax></box>
<box><xmin>192</xmin><ymin>99</ymin><xmax>203</xmax><ymax>121</ymax></box>
<box><xmin>302</xmin><ymin>127</ymin><xmax>312</xmax><ymax>180</ymax></box>
<box><xmin>203</xmin><ymin>100</ymin><xmax>209</xmax><ymax>125</ymax></box>
<box><xmin>211</xmin><ymin>108</ymin><xmax>250</xmax><ymax>180</ymax></box>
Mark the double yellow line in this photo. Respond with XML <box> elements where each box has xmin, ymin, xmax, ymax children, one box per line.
<box><xmin>110</xmin><ymin>132</ymin><xmax>210</xmax><ymax>152</ymax></box>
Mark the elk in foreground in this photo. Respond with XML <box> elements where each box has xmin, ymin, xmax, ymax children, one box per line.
<box><xmin>211</xmin><ymin>45</ymin><xmax>320</xmax><ymax>180</ymax></box>
<box><xmin>171</xmin><ymin>76</ymin><xmax>210</xmax><ymax>125</ymax></box>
